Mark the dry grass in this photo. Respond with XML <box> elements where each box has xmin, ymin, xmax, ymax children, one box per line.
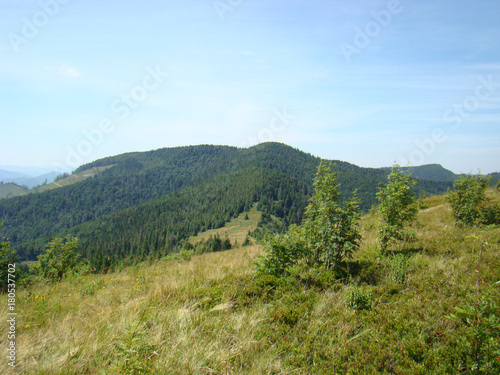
<box><xmin>1</xmin><ymin>245</ymin><xmax>266</xmax><ymax>374</ymax></box>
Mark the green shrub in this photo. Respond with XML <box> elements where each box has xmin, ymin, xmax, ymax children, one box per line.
<box><xmin>34</xmin><ymin>235</ymin><xmax>81</xmax><ymax>282</ymax></box>
<box><xmin>377</xmin><ymin>166</ymin><xmax>418</xmax><ymax>253</ymax></box>
<box><xmin>345</xmin><ymin>284</ymin><xmax>373</xmax><ymax>311</ymax></box>
<box><xmin>255</xmin><ymin>225</ymin><xmax>308</xmax><ymax>276</ymax></box>
<box><xmin>304</xmin><ymin>161</ymin><xmax>362</xmax><ymax>270</ymax></box>
<box><xmin>109</xmin><ymin>321</ymin><xmax>157</xmax><ymax>374</ymax></box>
<box><xmin>446</xmin><ymin>175</ymin><xmax>490</xmax><ymax>226</ymax></box>
<box><xmin>481</xmin><ymin>204</ymin><xmax>500</xmax><ymax>226</ymax></box>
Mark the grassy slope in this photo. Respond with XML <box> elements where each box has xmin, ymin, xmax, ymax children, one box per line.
<box><xmin>188</xmin><ymin>203</ymin><xmax>261</xmax><ymax>246</ymax></box>
<box><xmin>1</xmin><ymin>191</ymin><xmax>499</xmax><ymax>374</ymax></box>
<box><xmin>0</xmin><ymin>183</ymin><xmax>28</xmax><ymax>199</ymax></box>
<box><xmin>32</xmin><ymin>166</ymin><xmax>113</xmax><ymax>193</ymax></box>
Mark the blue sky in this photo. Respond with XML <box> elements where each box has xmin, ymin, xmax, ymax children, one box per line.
<box><xmin>1</xmin><ymin>0</ymin><xmax>499</xmax><ymax>174</ymax></box>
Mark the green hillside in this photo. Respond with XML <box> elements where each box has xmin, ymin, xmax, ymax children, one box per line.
<box><xmin>0</xmin><ymin>182</ymin><xmax>28</xmax><ymax>199</ymax></box>
<box><xmin>405</xmin><ymin>164</ymin><xmax>459</xmax><ymax>181</ymax></box>
<box><xmin>32</xmin><ymin>166</ymin><xmax>113</xmax><ymax>193</ymax></box>
<box><xmin>0</xmin><ymin>143</ymin><xmax>455</xmax><ymax>266</ymax></box>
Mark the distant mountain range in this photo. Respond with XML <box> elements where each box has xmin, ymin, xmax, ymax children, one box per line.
<box><xmin>0</xmin><ymin>143</ymin><xmax>497</xmax><ymax>269</ymax></box>
<box><xmin>0</xmin><ymin>166</ymin><xmax>66</xmax><ymax>188</ymax></box>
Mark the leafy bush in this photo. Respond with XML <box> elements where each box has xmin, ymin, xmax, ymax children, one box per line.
<box><xmin>110</xmin><ymin>321</ymin><xmax>157</xmax><ymax>374</ymax></box>
<box><xmin>33</xmin><ymin>236</ymin><xmax>81</xmax><ymax>282</ymax></box>
<box><xmin>446</xmin><ymin>175</ymin><xmax>490</xmax><ymax>226</ymax></box>
<box><xmin>257</xmin><ymin>161</ymin><xmax>362</xmax><ymax>277</ymax></box>
<box><xmin>255</xmin><ymin>225</ymin><xmax>308</xmax><ymax>276</ymax></box>
<box><xmin>480</xmin><ymin>203</ymin><xmax>500</xmax><ymax>226</ymax></box>
<box><xmin>303</xmin><ymin>161</ymin><xmax>362</xmax><ymax>270</ymax></box>
<box><xmin>377</xmin><ymin>166</ymin><xmax>418</xmax><ymax>253</ymax></box>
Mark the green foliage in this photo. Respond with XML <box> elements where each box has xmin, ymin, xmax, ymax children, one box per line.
<box><xmin>377</xmin><ymin>166</ymin><xmax>418</xmax><ymax>252</ymax></box>
<box><xmin>257</xmin><ymin>161</ymin><xmax>362</xmax><ymax>276</ymax></box>
<box><xmin>446</xmin><ymin>175</ymin><xmax>490</xmax><ymax>226</ymax></box>
<box><xmin>109</xmin><ymin>319</ymin><xmax>157</xmax><ymax>374</ymax></box>
<box><xmin>256</xmin><ymin>225</ymin><xmax>308</xmax><ymax>276</ymax></box>
<box><xmin>303</xmin><ymin>161</ymin><xmax>362</xmax><ymax>270</ymax></box>
<box><xmin>345</xmin><ymin>284</ymin><xmax>373</xmax><ymax>311</ymax></box>
<box><xmin>449</xmin><ymin>286</ymin><xmax>500</xmax><ymax>374</ymax></box>
<box><xmin>0</xmin><ymin>222</ymin><xmax>18</xmax><ymax>293</ymax></box>
<box><xmin>481</xmin><ymin>204</ymin><xmax>500</xmax><ymax>226</ymax></box>
<box><xmin>34</xmin><ymin>236</ymin><xmax>81</xmax><ymax>282</ymax></box>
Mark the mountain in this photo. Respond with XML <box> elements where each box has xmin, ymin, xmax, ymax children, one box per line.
<box><xmin>385</xmin><ymin>164</ymin><xmax>460</xmax><ymax>181</ymax></box>
<box><xmin>0</xmin><ymin>166</ymin><xmax>65</xmax><ymax>189</ymax></box>
<box><xmin>0</xmin><ymin>143</ymin><xmax>456</xmax><ymax>269</ymax></box>
<box><xmin>0</xmin><ymin>168</ymin><xmax>29</xmax><ymax>181</ymax></box>
<box><xmin>488</xmin><ymin>172</ymin><xmax>500</xmax><ymax>187</ymax></box>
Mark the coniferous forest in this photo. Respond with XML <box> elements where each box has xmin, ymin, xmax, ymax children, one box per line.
<box><xmin>0</xmin><ymin>143</ymin><xmax>460</xmax><ymax>270</ymax></box>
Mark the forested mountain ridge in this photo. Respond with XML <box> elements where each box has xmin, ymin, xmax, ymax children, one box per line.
<box><xmin>0</xmin><ymin>142</ymin><xmax>458</xmax><ymax>266</ymax></box>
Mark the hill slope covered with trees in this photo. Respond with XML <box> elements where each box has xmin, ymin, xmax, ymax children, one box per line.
<box><xmin>0</xmin><ymin>143</ymin><xmax>458</xmax><ymax>266</ymax></box>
